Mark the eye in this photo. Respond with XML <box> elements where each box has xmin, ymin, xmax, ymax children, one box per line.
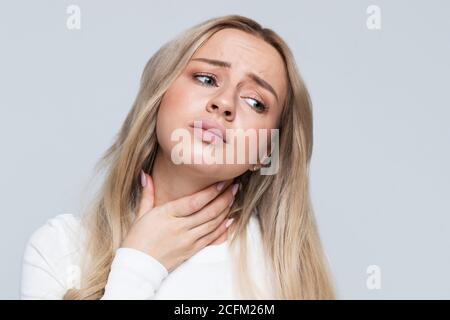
<box><xmin>193</xmin><ymin>73</ymin><xmax>218</xmax><ymax>87</ymax></box>
<box><xmin>244</xmin><ymin>97</ymin><xmax>268</xmax><ymax>113</ymax></box>
<box><xmin>193</xmin><ymin>72</ymin><xmax>269</xmax><ymax>113</ymax></box>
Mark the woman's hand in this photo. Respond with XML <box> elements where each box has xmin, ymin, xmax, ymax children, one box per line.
<box><xmin>120</xmin><ymin>171</ymin><xmax>238</xmax><ymax>273</ymax></box>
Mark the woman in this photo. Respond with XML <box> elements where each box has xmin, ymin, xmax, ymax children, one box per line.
<box><xmin>20</xmin><ymin>14</ymin><xmax>335</xmax><ymax>300</ymax></box>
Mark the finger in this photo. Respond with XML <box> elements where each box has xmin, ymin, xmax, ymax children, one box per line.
<box><xmin>210</xmin><ymin>228</ymin><xmax>228</xmax><ymax>245</ymax></box>
<box><xmin>184</xmin><ymin>183</ymin><xmax>237</xmax><ymax>229</ymax></box>
<box><xmin>136</xmin><ymin>170</ymin><xmax>155</xmax><ymax>219</ymax></box>
<box><xmin>188</xmin><ymin>204</ymin><xmax>231</xmax><ymax>239</ymax></box>
<box><xmin>193</xmin><ymin>218</ymin><xmax>232</xmax><ymax>250</ymax></box>
<box><xmin>164</xmin><ymin>179</ymin><xmax>233</xmax><ymax>218</ymax></box>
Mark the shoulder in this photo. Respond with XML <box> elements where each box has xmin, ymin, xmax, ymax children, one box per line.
<box><xmin>21</xmin><ymin>213</ymin><xmax>86</xmax><ymax>299</ymax></box>
<box><xmin>24</xmin><ymin>213</ymin><xmax>86</xmax><ymax>266</ymax></box>
<box><xmin>26</xmin><ymin>213</ymin><xmax>83</xmax><ymax>246</ymax></box>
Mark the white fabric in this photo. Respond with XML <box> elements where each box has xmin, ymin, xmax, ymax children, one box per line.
<box><xmin>20</xmin><ymin>212</ymin><xmax>271</xmax><ymax>299</ymax></box>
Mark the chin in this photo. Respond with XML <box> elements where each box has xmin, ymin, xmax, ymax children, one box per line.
<box><xmin>183</xmin><ymin>161</ymin><xmax>227</xmax><ymax>176</ymax></box>
<box><xmin>185</xmin><ymin>161</ymin><xmax>248</xmax><ymax>181</ymax></box>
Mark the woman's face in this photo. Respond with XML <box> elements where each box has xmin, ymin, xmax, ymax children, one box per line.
<box><xmin>156</xmin><ymin>28</ymin><xmax>288</xmax><ymax>180</ymax></box>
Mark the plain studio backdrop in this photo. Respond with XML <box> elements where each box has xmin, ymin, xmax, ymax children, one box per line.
<box><xmin>0</xmin><ymin>0</ymin><xmax>449</xmax><ymax>299</ymax></box>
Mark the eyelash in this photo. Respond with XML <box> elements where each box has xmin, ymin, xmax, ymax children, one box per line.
<box><xmin>192</xmin><ymin>72</ymin><xmax>268</xmax><ymax>113</ymax></box>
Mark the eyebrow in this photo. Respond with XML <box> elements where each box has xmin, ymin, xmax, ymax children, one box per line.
<box><xmin>191</xmin><ymin>57</ymin><xmax>279</xmax><ymax>103</ymax></box>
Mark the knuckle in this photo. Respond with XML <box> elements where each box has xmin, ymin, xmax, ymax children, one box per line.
<box><xmin>159</xmin><ymin>204</ymin><xmax>171</xmax><ymax>217</ymax></box>
<box><xmin>181</xmin><ymin>236</ymin><xmax>194</xmax><ymax>251</ymax></box>
<box><xmin>172</xmin><ymin>223</ymin><xmax>183</xmax><ymax>235</ymax></box>
<box><xmin>206</xmin><ymin>208</ymin><xmax>217</xmax><ymax>220</ymax></box>
<box><xmin>200</xmin><ymin>208</ymin><xmax>210</xmax><ymax>220</ymax></box>
<box><xmin>194</xmin><ymin>224</ymin><xmax>207</xmax><ymax>238</ymax></box>
<box><xmin>175</xmin><ymin>221</ymin><xmax>185</xmax><ymax>233</ymax></box>
<box><xmin>211</xmin><ymin>187</ymin><xmax>220</xmax><ymax>198</ymax></box>
<box><xmin>195</xmin><ymin>224</ymin><xmax>210</xmax><ymax>240</ymax></box>
<box><xmin>188</xmin><ymin>197</ymin><xmax>200</xmax><ymax>212</ymax></box>
<box><xmin>197</xmin><ymin>237</ymin><xmax>208</xmax><ymax>249</ymax></box>
<box><xmin>177</xmin><ymin>220</ymin><xmax>188</xmax><ymax>232</ymax></box>
<box><xmin>205</xmin><ymin>219</ymin><xmax>217</xmax><ymax>231</ymax></box>
<box><xmin>182</xmin><ymin>237</ymin><xmax>193</xmax><ymax>251</ymax></box>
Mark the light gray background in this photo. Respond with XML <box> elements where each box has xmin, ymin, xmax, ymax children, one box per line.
<box><xmin>1</xmin><ymin>0</ymin><xmax>449</xmax><ymax>299</ymax></box>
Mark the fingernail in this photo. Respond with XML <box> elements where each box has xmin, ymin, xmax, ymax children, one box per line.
<box><xmin>225</xmin><ymin>218</ymin><xmax>234</xmax><ymax>228</ymax></box>
<box><xmin>216</xmin><ymin>181</ymin><xmax>225</xmax><ymax>191</ymax></box>
<box><xmin>140</xmin><ymin>170</ymin><xmax>147</xmax><ymax>188</ymax></box>
<box><xmin>231</xmin><ymin>183</ymin><xmax>239</xmax><ymax>196</ymax></box>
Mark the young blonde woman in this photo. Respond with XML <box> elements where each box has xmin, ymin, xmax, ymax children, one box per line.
<box><xmin>20</xmin><ymin>15</ymin><xmax>335</xmax><ymax>300</ymax></box>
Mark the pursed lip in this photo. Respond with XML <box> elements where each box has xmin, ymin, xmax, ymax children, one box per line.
<box><xmin>189</xmin><ymin>118</ymin><xmax>227</xmax><ymax>143</ymax></box>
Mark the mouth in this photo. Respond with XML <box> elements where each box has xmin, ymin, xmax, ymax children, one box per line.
<box><xmin>189</xmin><ymin>119</ymin><xmax>227</xmax><ymax>144</ymax></box>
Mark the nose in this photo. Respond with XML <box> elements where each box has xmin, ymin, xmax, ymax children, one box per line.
<box><xmin>206</xmin><ymin>87</ymin><xmax>236</xmax><ymax>121</ymax></box>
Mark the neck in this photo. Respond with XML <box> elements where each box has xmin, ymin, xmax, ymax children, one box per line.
<box><xmin>150</xmin><ymin>149</ymin><xmax>235</xmax><ymax>207</ymax></box>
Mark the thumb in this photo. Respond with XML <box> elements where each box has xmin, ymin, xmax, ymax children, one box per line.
<box><xmin>137</xmin><ymin>170</ymin><xmax>155</xmax><ymax>219</ymax></box>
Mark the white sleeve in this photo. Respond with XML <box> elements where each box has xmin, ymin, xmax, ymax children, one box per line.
<box><xmin>20</xmin><ymin>218</ymin><xmax>72</xmax><ymax>299</ymax></box>
<box><xmin>101</xmin><ymin>247</ymin><xmax>169</xmax><ymax>300</ymax></box>
<box><xmin>21</xmin><ymin>214</ymin><xmax>169</xmax><ymax>300</ymax></box>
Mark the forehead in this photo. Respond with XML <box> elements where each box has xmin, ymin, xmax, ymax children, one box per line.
<box><xmin>191</xmin><ymin>28</ymin><xmax>287</xmax><ymax>102</ymax></box>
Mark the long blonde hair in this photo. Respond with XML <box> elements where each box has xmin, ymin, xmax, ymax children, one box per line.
<box><xmin>64</xmin><ymin>14</ymin><xmax>335</xmax><ymax>300</ymax></box>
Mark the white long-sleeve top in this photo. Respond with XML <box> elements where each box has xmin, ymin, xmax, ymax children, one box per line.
<box><xmin>20</xmin><ymin>212</ymin><xmax>272</xmax><ymax>299</ymax></box>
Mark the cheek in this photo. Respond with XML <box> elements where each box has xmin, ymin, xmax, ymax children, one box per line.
<box><xmin>231</xmin><ymin>120</ymin><xmax>275</xmax><ymax>164</ymax></box>
<box><xmin>160</xmin><ymin>78</ymin><xmax>207</xmax><ymax>115</ymax></box>
<box><xmin>251</xmin><ymin>127</ymin><xmax>274</xmax><ymax>159</ymax></box>
<box><xmin>158</xmin><ymin>78</ymin><xmax>194</xmax><ymax>126</ymax></box>
<box><xmin>160</xmin><ymin>81</ymin><xmax>185</xmax><ymax>111</ymax></box>
<box><xmin>156</xmin><ymin>84</ymin><xmax>185</xmax><ymax>152</ymax></box>
<box><xmin>156</xmin><ymin>79</ymin><xmax>205</xmax><ymax>155</ymax></box>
